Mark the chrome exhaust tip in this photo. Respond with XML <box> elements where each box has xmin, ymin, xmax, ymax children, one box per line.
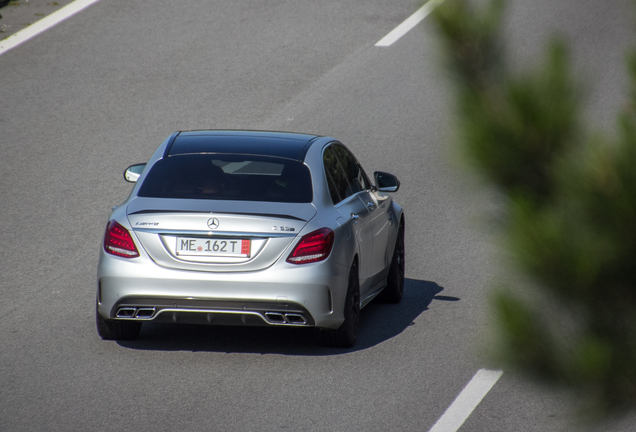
<box><xmin>135</xmin><ymin>307</ymin><xmax>156</xmax><ymax>319</ymax></box>
<box><xmin>116</xmin><ymin>307</ymin><xmax>137</xmax><ymax>318</ymax></box>
<box><xmin>264</xmin><ymin>312</ymin><xmax>307</xmax><ymax>325</ymax></box>
<box><xmin>264</xmin><ymin>312</ymin><xmax>286</xmax><ymax>324</ymax></box>
<box><xmin>115</xmin><ymin>307</ymin><xmax>156</xmax><ymax>319</ymax></box>
<box><xmin>284</xmin><ymin>314</ymin><xmax>307</xmax><ymax>325</ymax></box>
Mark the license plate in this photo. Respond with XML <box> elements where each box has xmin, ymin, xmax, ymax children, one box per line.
<box><xmin>176</xmin><ymin>237</ymin><xmax>251</xmax><ymax>257</ymax></box>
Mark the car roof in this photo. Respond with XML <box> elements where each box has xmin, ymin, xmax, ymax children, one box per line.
<box><xmin>166</xmin><ymin>130</ymin><xmax>321</xmax><ymax>161</ymax></box>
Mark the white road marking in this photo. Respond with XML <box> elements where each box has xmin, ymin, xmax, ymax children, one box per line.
<box><xmin>375</xmin><ymin>0</ymin><xmax>445</xmax><ymax>47</ymax></box>
<box><xmin>428</xmin><ymin>369</ymin><xmax>504</xmax><ymax>432</ymax></box>
<box><xmin>0</xmin><ymin>0</ymin><xmax>101</xmax><ymax>56</ymax></box>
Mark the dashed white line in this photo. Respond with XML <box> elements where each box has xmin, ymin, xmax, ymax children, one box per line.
<box><xmin>428</xmin><ymin>369</ymin><xmax>503</xmax><ymax>432</ymax></box>
<box><xmin>0</xmin><ymin>0</ymin><xmax>101</xmax><ymax>56</ymax></box>
<box><xmin>375</xmin><ymin>0</ymin><xmax>445</xmax><ymax>47</ymax></box>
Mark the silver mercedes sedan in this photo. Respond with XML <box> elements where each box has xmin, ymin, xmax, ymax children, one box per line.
<box><xmin>96</xmin><ymin>130</ymin><xmax>404</xmax><ymax>347</ymax></box>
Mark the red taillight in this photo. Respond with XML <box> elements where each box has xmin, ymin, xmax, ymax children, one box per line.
<box><xmin>286</xmin><ymin>228</ymin><xmax>334</xmax><ymax>265</ymax></box>
<box><xmin>104</xmin><ymin>220</ymin><xmax>140</xmax><ymax>258</ymax></box>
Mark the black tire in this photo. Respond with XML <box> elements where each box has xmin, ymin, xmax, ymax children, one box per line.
<box><xmin>376</xmin><ymin>220</ymin><xmax>405</xmax><ymax>304</ymax></box>
<box><xmin>315</xmin><ymin>262</ymin><xmax>360</xmax><ymax>348</ymax></box>
<box><xmin>96</xmin><ymin>304</ymin><xmax>142</xmax><ymax>341</ymax></box>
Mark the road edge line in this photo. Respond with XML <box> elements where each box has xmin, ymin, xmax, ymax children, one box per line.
<box><xmin>375</xmin><ymin>0</ymin><xmax>444</xmax><ymax>47</ymax></box>
<box><xmin>0</xmin><ymin>0</ymin><xmax>101</xmax><ymax>56</ymax></box>
<box><xmin>428</xmin><ymin>369</ymin><xmax>504</xmax><ymax>432</ymax></box>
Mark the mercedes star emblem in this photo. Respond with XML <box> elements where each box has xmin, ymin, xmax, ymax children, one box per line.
<box><xmin>207</xmin><ymin>218</ymin><xmax>220</xmax><ymax>230</ymax></box>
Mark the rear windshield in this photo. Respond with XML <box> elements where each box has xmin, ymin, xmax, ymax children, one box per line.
<box><xmin>137</xmin><ymin>154</ymin><xmax>313</xmax><ymax>203</ymax></box>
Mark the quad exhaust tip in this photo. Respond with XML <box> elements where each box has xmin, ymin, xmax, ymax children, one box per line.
<box><xmin>115</xmin><ymin>307</ymin><xmax>156</xmax><ymax>319</ymax></box>
<box><xmin>264</xmin><ymin>312</ymin><xmax>307</xmax><ymax>325</ymax></box>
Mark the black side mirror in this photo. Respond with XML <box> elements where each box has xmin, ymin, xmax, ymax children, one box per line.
<box><xmin>123</xmin><ymin>163</ymin><xmax>147</xmax><ymax>183</ymax></box>
<box><xmin>374</xmin><ymin>171</ymin><xmax>400</xmax><ymax>193</ymax></box>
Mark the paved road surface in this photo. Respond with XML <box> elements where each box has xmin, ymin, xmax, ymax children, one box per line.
<box><xmin>1</xmin><ymin>1</ymin><xmax>635</xmax><ymax>430</ymax></box>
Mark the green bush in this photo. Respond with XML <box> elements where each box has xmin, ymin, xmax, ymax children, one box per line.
<box><xmin>433</xmin><ymin>0</ymin><xmax>636</xmax><ymax>418</ymax></box>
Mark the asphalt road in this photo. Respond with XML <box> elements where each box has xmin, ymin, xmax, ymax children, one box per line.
<box><xmin>1</xmin><ymin>1</ymin><xmax>635</xmax><ymax>431</ymax></box>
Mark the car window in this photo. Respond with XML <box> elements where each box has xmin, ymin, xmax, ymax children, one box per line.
<box><xmin>323</xmin><ymin>144</ymin><xmax>369</xmax><ymax>205</ymax></box>
<box><xmin>332</xmin><ymin>144</ymin><xmax>370</xmax><ymax>194</ymax></box>
<box><xmin>323</xmin><ymin>145</ymin><xmax>348</xmax><ymax>204</ymax></box>
<box><xmin>137</xmin><ymin>154</ymin><xmax>312</xmax><ymax>203</ymax></box>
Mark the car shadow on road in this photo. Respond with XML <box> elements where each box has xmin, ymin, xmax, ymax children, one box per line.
<box><xmin>117</xmin><ymin>279</ymin><xmax>448</xmax><ymax>355</ymax></box>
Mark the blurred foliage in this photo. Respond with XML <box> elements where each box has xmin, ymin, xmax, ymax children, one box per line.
<box><xmin>433</xmin><ymin>0</ymin><xmax>636</xmax><ymax>419</ymax></box>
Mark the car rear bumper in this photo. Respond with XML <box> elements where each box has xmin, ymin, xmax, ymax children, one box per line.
<box><xmin>96</xmin><ymin>251</ymin><xmax>350</xmax><ymax>329</ymax></box>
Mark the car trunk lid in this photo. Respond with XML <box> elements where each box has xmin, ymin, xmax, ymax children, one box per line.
<box><xmin>126</xmin><ymin>197</ymin><xmax>315</xmax><ymax>272</ymax></box>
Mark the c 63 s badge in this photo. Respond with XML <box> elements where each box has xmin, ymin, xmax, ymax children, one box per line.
<box><xmin>272</xmin><ymin>226</ymin><xmax>295</xmax><ymax>232</ymax></box>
